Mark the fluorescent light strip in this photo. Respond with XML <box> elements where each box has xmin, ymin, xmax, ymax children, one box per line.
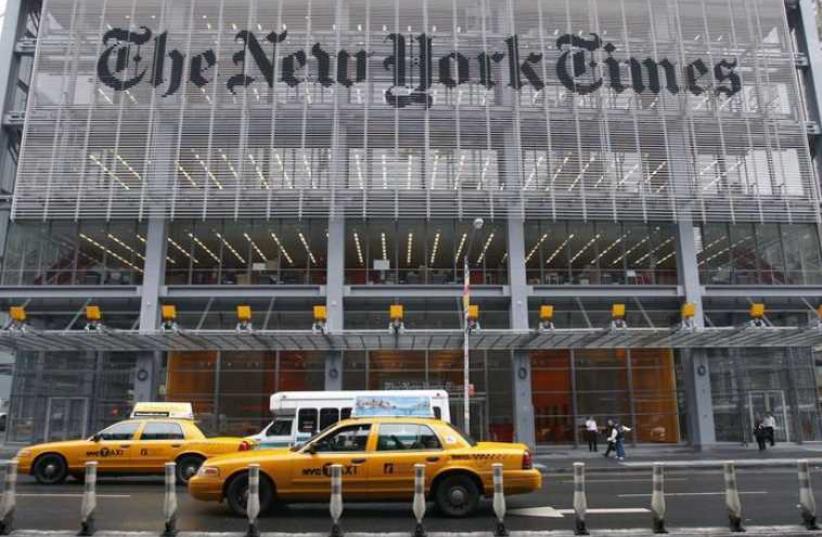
<box><xmin>617</xmin><ymin>163</ymin><xmax>640</xmax><ymax>186</ymax></box>
<box><xmin>274</xmin><ymin>152</ymin><xmax>292</xmax><ymax>188</ymax></box>
<box><xmin>645</xmin><ymin>161</ymin><xmax>667</xmax><ymax>184</ymax></box>
<box><xmin>219</xmin><ymin>150</ymin><xmax>240</xmax><ymax>181</ymax></box>
<box><xmin>590</xmin><ymin>234</ymin><xmax>628</xmax><ymax>264</ymax></box>
<box><xmin>567</xmin><ymin>155</ymin><xmax>596</xmax><ymax>192</ymax></box>
<box><xmin>107</xmin><ymin>233</ymin><xmax>145</xmax><ymax>261</ymax></box>
<box><xmin>594</xmin><ymin>161</ymin><xmax>616</xmax><ymax>188</ymax></box>
<box><xmin>430</xmin><ymin>231</ymin><xmax>441</xmax><ymax>265</ymax></box>
<box><xmin>698</xmin><ymin>236</ymin><xmax>727</xmax><ymax>258</ymax></box>
<box><xmin>545</xmin><ymin>234</ymin><xmax>575</xmax><ymax>265</ymax></box>
<box><xmin>523</xmin><ymin>155</ymin><xmax>545</xmax><ymax>190</ymax></box>
<box><xmin>657</xmin><ymin>250</ymin><xmax>676</xmax><ymax>264</ymax></box>
<box><xmin>611</xmin><ymin>236</ymin><xmax>651</xmax><ymax>266</ymax></box>
<box><xmin>454</xmin><ymin>233</ymin><xmax>468</xmax><ymax>263</ymax></box>
<box><xmin>270</xmin><ymin>233</ymin><xmax>294</xmax><ymax>265</ymax></box>
<box><xmin>382</xmin><ymin>154</ymin><xmax>388</xmax><ymax>189</ymax></box>
<box><xmin>702</xmin><ymin>160</ymin><xmax>745</xmax><ymax>191</ymax></box>
<box><xmin>429</xmin><ymin>153</ymin><xmax>440</xmax><ymax>189</ymax></box>
<box><xmin>407</xmin><ymin>154</ymin><xmax>414</xmax><ymax>189</ymax></box>
<box><xmin>633</xmin><ymin>237</ymin><xmax>675</xmax><ymax>265</ymax></box>
<box><xmin>97</xmin><ymin>87</ymin><xmax>113</xmax><ymax>104</ymax></box>
<box><xmin>177</xmin><ymin>164</ymin><xmax>197</xmax><ymax>187</ymax></box>
<box><xmin>80</xmin><ymin>233</ymin><xmax>143</xmax><ymax>273</ymax></box>
<box><xmin>525</xmin><ymin>233</ymin><xmax>549</xmax><ymax>263</ymax></box>
<box><xmin>214</xmin><ymin>232</ymin><xmax>245</xmax><ymax>264</ymax></box>
<box><xmin>353</xmin><ymin>232</ymin><xmax>365</xmax><ymax>266</ymax></box>
<box><xmin>454</xmin><ymin>154</ymin><xmax>467</xmax><ymax>190</ymax></box>
<box><xmin>187</xmin><ymin>233</ymin><xmax>220</xmax><ymax>263</ymax></box>
<box><xmin>115</xmin><ymin>155</ymin><xmax>142</xmax><ymax>182</ymax></box>
<box><xmin>167</xmin><ymin>236</ymin><xmax>199</xmax><ymax>264</ymax></box>
<box><xmin>406</xmin><ymin>232</ymin><xmax>414</xmax><ymax>265</ymax></box>
<box><xmin>298</xmin><ymin>231</ymin><xmax>317</xmax><ymax>265</ymax></box>
<box><xmin>698</xmin><ymin>236</ymin><xmax>751</xmax><ymax>266</ymax></box>
<box><xmin>248</xmin><ymin>154</ymin><xmax>270</xmax><ymax>189</ymax></box>
<box><xmin>193</xmin><ymin>153</ymin><xmax>223</xmax><ymax>189</ymax></box>
<box><xmin>354</xmin><ymin>152</ymin><xmax>365</xmax><ymax>189</ymax></box>
<box><xmin>381</xmin><ymin>232</ymin><xmax>388</xmax><ymax>260</ymax></box>
<box><xmin>569</xmin><ymin>234</ymin><xmax>601</xmax><ymax>264</ymax></box>
<box><xmin>476</xmin><ymin>232</ymin><xmax>495</xmax><ymax>264</ymax></box>
<box><xmin>89</xmin><ymin>155</ymin><xmax>130</xmax><ymax>190</ymax></box>
<box><xmin>243</xmin><ymin>233</ymin><xmax>268</xmax><ymax>262</ymax></box>
<box><xmin>547</xmin><ymin>154</ymin><xmax>571</xmax><ymax>190</ymax></box>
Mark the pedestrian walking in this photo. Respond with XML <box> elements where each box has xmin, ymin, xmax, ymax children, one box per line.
<box><xmin>585</xmin><ymin>417</ymin><xmax>598</xmax><ymax>452</ymax></box>
<box><xmin>753</xmin><ymin>416</ymin><xmax>767</xmax><ymax>452</ymax></box>
<box><xmin>603</xmin><ymin>420</ymin><xmax>616</xmax><ymax>458</ymax></box>
<box><xmin>763</xmin><ymin>412</ymin><xmax>776</xmax><ymax>446</ymax></box>
<box><xmin>614</xmin><ymin>421</ymin><xmax>631</xmax><ymax>461</ymax></box>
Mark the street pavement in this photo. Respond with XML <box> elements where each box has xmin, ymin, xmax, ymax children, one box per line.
<box><xmin>8</xmin><ymin>466</ymin><xmax>822</xmax><ymax>533</ymax></box>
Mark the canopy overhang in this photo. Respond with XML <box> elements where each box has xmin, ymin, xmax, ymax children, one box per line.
<box><xmin>0</xmin><ymin>326</ymin><xmax>820</xmax><ymax>353</ymax></box>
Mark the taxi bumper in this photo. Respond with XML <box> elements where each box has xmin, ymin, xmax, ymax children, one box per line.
<box><xmin>500</xmin><ymin>469</ymin><xmax>543</xmax><ymax>495</ymax></box>
<box><xmin>187</xmin><ymin>475</ymin><xmax>224</xmax><ymax>502</ymax></box>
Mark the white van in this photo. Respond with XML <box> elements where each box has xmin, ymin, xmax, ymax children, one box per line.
<box><xmin>247</xmin><ymin>390</ymin><xmax>450</xmax><ymax>449</ymax></box>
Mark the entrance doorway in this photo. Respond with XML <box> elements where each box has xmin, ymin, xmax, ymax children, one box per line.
<box><xmin>44</xmin><ymin>397</ymin><xmax>88</xmax><ymax>442</ymax></box>
<box><xmin>748</xmin><ymin>390</ymin><xmax>790</xmax><ymax>443</ymax></box>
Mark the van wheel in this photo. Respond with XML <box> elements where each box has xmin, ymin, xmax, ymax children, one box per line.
<box><xmin>435</xmin><ymin>474</ymin><xmax>480</xmax><ymax>517</ymax></box>
<box><xmin>225</xmin><ymin>472</ymin><xmax>274</xmax><ymax>517</ymax></box>
<box><xmin>175</xmin><ymin>455</ymin><xmax>204</xmax><ymax>483</ymax></box>
<box><xmin>33</xmin><ymin>454</ymin><xmax>68</xmax><ymax>485</ymax></box>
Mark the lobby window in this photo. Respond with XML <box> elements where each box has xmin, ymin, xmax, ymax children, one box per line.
<box><xmin>165</xmin><ymin>219</ymin><xmax>327</xmax><ymax>285</ymax></box>
<box><xmin>345</xmin><ymin>220</ymin><xmax>507</xmax><ymax>285</ymax></box>
<box><xmin>0</xmin><ymin>221</ymin><xmax>146</xmax><ymax>286</ymax></box>
<box><xmin>698</xmin><ymin>223</ymin><xmax>822</xmax><ymax>285</ymax></box>
<box><xmin>525</xmin><ymin>221</ymin><xmax>676</xmax><ymax>286</ymax></box>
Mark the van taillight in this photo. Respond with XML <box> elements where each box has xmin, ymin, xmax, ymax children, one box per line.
<box><xmin>522</xmin><ymin>450</ymin><xmax>533</xmax><ymax>470</ymax></box>
<box><xmin>239</xmin><ymin>440</ymin><xmax>252</xmax><ymax>452</ymax></box>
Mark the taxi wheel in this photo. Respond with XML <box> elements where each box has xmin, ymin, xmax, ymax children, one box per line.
<box><xmin>175</xmin><ymin>455</ymin><xmax>205</xmax><ymax>484</ymax></box>
<box><xmin>225</xmin><ymin>472</ymin><xmax>273</xmax><ymax>518</ymax></box>
<box><xmin>33</xmin><ymin>454</ymin><xmax>68</xmax><ymax>485</ymax></box>
<box><xmin>435</xmin><ymin>474</ymin><xmax>480</xmax><ymax>518</ymax></box>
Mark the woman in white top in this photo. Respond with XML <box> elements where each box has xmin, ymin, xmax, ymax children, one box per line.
<box><xmin>584</xmin><ymin>417</ymin><xmax>598</xmax><ymax>452</ymax></box>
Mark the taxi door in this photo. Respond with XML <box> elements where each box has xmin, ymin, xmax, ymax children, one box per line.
<box><xmin>133</xmin><ymin>421</ymin><xmax>187</xmax><ymax>471</ymax></box>
<box><xmin>366</xmin><ymin>423</ymin><xmax>447</xmax><ymax>499</ymax></box>
<box><xmin>287</xmin><ymin>423</ymin><xmax>372</xmax><ymax>500</ymax></box>
<box><xmin>87</xmin><ymin>420</ymin><xmax>143</xmax><ymax>471</ymax></box>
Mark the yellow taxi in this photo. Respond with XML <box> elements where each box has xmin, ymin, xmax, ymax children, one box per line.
<box><xmin>189</xmin><ymin>416</ymin><xmax>541</xmax><ymax>517</ymax></box>
<box><xmin>16</xmin><ymin>403</ymin><xmax>253</xmax><ymax>484</ymax></box>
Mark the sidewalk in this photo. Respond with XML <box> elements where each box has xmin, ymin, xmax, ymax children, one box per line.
<box><xmin>534</xmin><ymin>443</ymin><xmax>822</xmax><ymax>473</ymax></box>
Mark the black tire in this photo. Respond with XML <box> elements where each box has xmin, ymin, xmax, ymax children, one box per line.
<box><xmin>225</xmin><ymin>472</ymin><xmax>274</xmax><ymax>518</ymax></box>
<box><xmin>33</xmin><ymin>453</ymin><xmax>68</xmax><ymax>485</ymax></box>
<box><xmin>435</xmin><ymin>474</ymin><xmax>481</xmax><ymax>518</ymax></box>
<box><xmin>175</xmin><ymin>455</ymin><xmax>205</xmax><ymax>484</ymax></box>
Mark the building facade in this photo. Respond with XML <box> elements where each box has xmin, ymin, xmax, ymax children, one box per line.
<box><xmin>0</xmin><ymin>0</ymin><xmax>822</xmax><ymax>447</ymax></box>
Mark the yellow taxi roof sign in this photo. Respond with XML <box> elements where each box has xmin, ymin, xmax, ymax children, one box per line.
<box><xmin>130</xmin><ymin>402</ymin><xmax>194</xmax><ymax>420</ymax></box>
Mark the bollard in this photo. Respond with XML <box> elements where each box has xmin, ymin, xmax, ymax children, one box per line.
<box><xmin>798</xmin><ymin>460</ymin><xmax>819</xmax><ymax>530</ymax></box>
<box><xmin>723</xmin><ymin>462</ymin><xmax>744</xmax><ymax>533</ymax></box>
<box><xmin>78</xmin><ymin>461</ymin><xmax>97</xmax><ymax>536</ymax></box>
<box><xmin>329</xmin><ymin>464</ymin><xmax>343</xmax><ymax>537</ymax></box>
<box><xmin>0</xmin><ymin>460</ymin><xmax>17</xmax><ymax>535</ymax></box>
<box><xmin>492</xmin><ymin>463</ymin><xmax>509</xmax><ymax>537</ymax></box>
<box><xmin>573</xmin><ymin>462</ymin><xmax>589</xmax><ymax>536</ymax></box>
<box><xmin>162</xmin><ymin>462</ymin><xmax>178</xmax><ymax>537</ymax></box>
<box><xmin>412</xmin><ymin>464</ymin><xmax>426</xmax><ymax>537</ymax></box>
<box><xmin>651</xmin><ymin>463</ymin><xmax>667</xmax><ymax>534</ymax></box>
<box><xmin>246</xmin><ymin>464</ymin><xmax>261</xmax><ymax>537</ymax></box>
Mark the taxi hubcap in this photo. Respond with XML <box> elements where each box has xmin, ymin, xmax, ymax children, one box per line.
<box><xmin>44</xmin><ymin>463</ymin><xmax>56</xmax><ymax>476</ymax></box>
<box><xmin>448</xmin><ymin>488</ymin><xmax>466</xmax><ymax>506</ymax></box>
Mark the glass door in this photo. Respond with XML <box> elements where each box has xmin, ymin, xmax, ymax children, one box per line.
<box><xmin>45</xmin><ymin>397</ymin><xmax>88</xmax><ymax>442</ymax></box>
<box><xmin>748</xmin><ymin>390</ymin><xmax>790</xmax><ymax>443</ymax></box>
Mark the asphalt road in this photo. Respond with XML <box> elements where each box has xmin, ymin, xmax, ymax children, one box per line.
<box><xmin>10</xmin><ymin>468</ymin><xmax>822</xmax><ymax>533</ymax></box>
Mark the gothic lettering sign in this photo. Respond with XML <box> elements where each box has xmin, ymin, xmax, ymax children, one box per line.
<box><xmin>97</xmin><ymin>28</ymin><xmax>741</xmax><ymax>107</ymax></box>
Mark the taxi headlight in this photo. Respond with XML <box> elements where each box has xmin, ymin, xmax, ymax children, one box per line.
<box><xmin>196</xmin><ymin>466</ymin><xmax>220</xmax><ymax>478</ymax></box>
<box><xmin>16</xmin><ymin>449</ymin><xmax>31</xmax><ymax>458</ymax></box>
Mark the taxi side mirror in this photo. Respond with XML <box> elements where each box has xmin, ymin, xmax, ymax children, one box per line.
<box><xmin>91</xmin><ymin>433</ymin><xmax>102</xmax><ymax>442</ymax></box>
<box><xmin>307</xmin><ymin>443</ymin><xmax>317</xmax><ymax>455</ymax></box>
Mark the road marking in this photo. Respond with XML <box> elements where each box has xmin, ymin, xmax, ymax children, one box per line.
<box><xmin>620</xmin><ymin>458</ymin><xmax>822</xmax><ymax>468</ymax></box>
<box><xmin>17</xmin><ymin>493</ymin><xmax>131</xmax><ymax>498</ymax></box>
<box><xmin>509</xmin><ymin>506</ymin><xmax>650</xmax><ymax>518</ymax></box>
<box><xmin>619</xmin><ymin>491</ymin><xmax>767</xmax><ymax>498</ymax></box>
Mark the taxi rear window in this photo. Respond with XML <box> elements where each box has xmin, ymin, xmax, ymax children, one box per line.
<box><xmin>141</xmin><ymin>422</ymin><xmax>185</xmax><ymax>440</ymax></box>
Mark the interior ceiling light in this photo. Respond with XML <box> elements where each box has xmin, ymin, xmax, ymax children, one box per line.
<box><xmin>633</xmin><ymin>237</ymin><xmax>675</xmax><ymax>265</ymax></box>
<box><xmin>523</xmin><ymin>155</ymin><xmax>545</xmax><ymax>190</ymax></box>
<box><xmin>611</xmin><ymin>236</ymin><xmax>652</xmax><ymax>266</ymax></box>
<box><xmin>569</xmin><ymin>234</ymin><xmax>601</xmax><ymax>264</ymax></box>
<box><xmin>353</xmin><ymin>231</ymin><xmax>365</xmax><ymax>266</ymax></box>
<box><xmin>429</xmin><ymin>231</ymin><xmax>441</xmax><ymax>265</ymax></box>
<box><xmin>454</xmin><ymin>232</ymin><xmax>468</xmax><ymax>263</ymax></box>
<box><xmin>167</xmin><ymin>236</ymin><xmax>199</xmax><ymax>264</ymax></box>
<box><xmin>88</xmin><ymin>154</ymin><xmax>129</xmax><ymax>190</ymax></box>
<box><xmin>381</xmin><ymin>232</ymin><xmax>388</xmax><ymax>261</ymax></box>
<box><xmin>177</xmin><ymin>164</ymin><xmax>197</xmax><ymax>187</ymax></box>
<box><xmin>193</xmin><ymin>151</ymin><xmax>223</xmax><ymax>189</ymax></box>
<box><xmin>107</xmin><ymin>233</ymin><xmax>145</xmax><ymax>261</ymax></box>
<box><xmin>567</xmin><ymin>155</ymin><xmax>596</xmax><ymax>192</ymax></box>
<box><xmin>476</xmin><ymin>232</ymin><xmax>495</xmax><ymax>264</ymax></box>
<box><xmin>188</xmin><ymin>232</ymin><xmax>220</xmax><ymax>263</ymax></box>
<box><xmin>244</xmin><ymin>232</ymin><xmax>268</xmax><ymax>262</ymax></box>
<box><xmin>298</xmin><ymin>231</ymin><xmax>317</xmax><ymax>265</ymax></box>
<box><xmin>115</xmin><ymin>155</ymin><xmax>142</xmax><ymax>182</ymax></box>
<box><xmin>591</xmin><ymin>233</ymin><xmax>629</xmax><ymax>264</ymax></box>
<box><xmin>525</xmin><ymin>233</ymin><xmax>549</xmax><ymax>263</ymax></box>
<box><xmin>274</xmin><ymin>152</ymin><xmax>292</xmax><ymax>188</ymax></box>
<box><xmin>270</xmin><ymin>232</ymin><xmax>294</xmax><ymax>265</ymax></box>
<box><xmin>545</xmin><ymin>234</ymin><xmax>575</xmax><ymax>265</ymax></box>
<box><xmin>80</xmin><ymin>233</ymin><xmax>143</xmax><ymax>273</ymax></box>
<box><xmin>406</xmin><ymin>232</ymin><xmax>414</xmax><ymax>266</ymax></box>
<box><xmin>247</xmin><ymin>154</ymin><xmax>270</xmax><ymax>189</ymax></box>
